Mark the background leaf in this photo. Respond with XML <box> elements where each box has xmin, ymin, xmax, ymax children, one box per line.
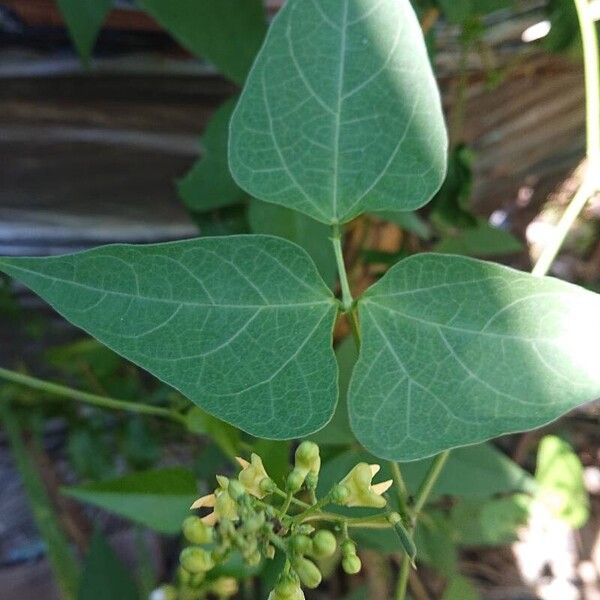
<box><xmin>350</xmin><ymin>253</ymin><xmax>600</xmax><ymax>460</ymax></box>
<box><xmin>179</xmin><ymin>99</ymin><xmax>247</xmax><ymax>213</ymax></box>
<box><xmin>248</xmin><ymin>200</ymin><xmax>337</xmax><ymax>286</ymax></box>
<box><xmin>0</xmin><ymin>236</ymin><xmax>338</xmax><ymax>439</ymax></box>
<box><xmin>230</xmin><ymin>0</ymin><xmax>447</xmax><ymax>224</ymax></box>
<box><xmin>535</xmin><ymin>435</ymin><xmax>589</xmax><ymax>528</ymax></box>
<box><xmin>78</xmin><ymin>530</ymin><xmax>139</xmax><ymax>600</ymax></box>
<box><xmin>56</xmin><ymin>0</ymin><xmax>112</xmax><ymax>65</ymax></box>
<box><xmin>63</xmin><ymin>468</ymin><xmax>197</xmax><ymax>534</ymax></box>
<box><xmin>137</xmin><ymin>0</ymin><xmax>267</xmax><ymax>85</ymax></box>
<box><xmin>433</xmin><ymin>219</ymin><xmax>523</xmax><ymax>257</ymax></box>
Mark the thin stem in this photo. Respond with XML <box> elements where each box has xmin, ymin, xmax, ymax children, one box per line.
<box><xmin>412</xmin><ymin>450</ymin><xmax>450</xmax><ymax>519</ymax></box>
<box><xmin>394</xmin><ymin>556</ymin><xmax>411</xmax><ymax>600</ymax></box>
<box><xmin>273</xmin><ymin>487</ymin><xmax>311</xmax><ymax>510</ymax></box>
<box><xmin>0</xmin><ymin>366</ymin><xmax>186</xmax><ymax>425</ymax></box>
<box><xmin>389</xmin><ymin>461</ymin><xmax>411</xmax><ymax>522</ymax></box>
<box><xmin>533</xmin><ymin>0</ymin><xmax>600</xmax><ymax>276</ymax></box>
<box><xmin>280</xmin><ymin>492</ymin><xmax>293</xmax><ymax>517</ymax></box>
<box><xmin>331</xmin><ymin>224</ymin><xmax>354</xmax><ymax>312</ymax></box>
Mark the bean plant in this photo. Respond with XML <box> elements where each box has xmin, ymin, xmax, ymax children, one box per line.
<box><xmin>1</xmin><ymin>0</ymin><xmax>599</xmax><ymax>599</ymax></box>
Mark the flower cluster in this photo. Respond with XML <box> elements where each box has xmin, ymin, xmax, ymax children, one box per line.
<box><xmin>153</xmin><ymin>442</ymin><xmax>400</xmax><ymax>599</ymax></box>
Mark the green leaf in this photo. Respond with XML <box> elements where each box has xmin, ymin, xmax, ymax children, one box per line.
<box><xmin>138</xmin><ymin>0</ymin><xmax>267</xmax><ymax>85</ymax></box>
<box><xmin>310</xmin><ymin>337</ymin><xmax>358</xmax><ymax>446</ymax></box>
<box><xmin>431</xmin><ymin>144</ymin><xmax>477</xmax><ymax>230</ymax></box>
<box><xmin>0</xmin><ymin>236</ymin><xmax>338</xmax><ymax>439</ymax></box>
<box><xmin>185</xmin><ymin>407</ymin><xmax>241</xmax><ymax>460</ymax></box>
<box><xmin>350</xmin><ymin>253</ymin><xmax>600</xmax><ymax>461</ymax></box>
<box><xmin>56</xmin><ymin>0</ymin><xmax>112</xmax><ymax>65</ymax></box>
<box><xmin>230</xmin><ymin>0</ymin><xmax>447</xmax><ymax>225</ymax></box>
<box><xmin>63</xmin><ymin>468</ymin><xmax>197</xmax><ymax>534</ymax></box>
<box><xmin>78</xmin><ymin>530</ymin><xmax>139</xmax><ymax>600</ymax></box>
<box><xmin>451</xmin><ymin>495</ymin><xmax>531</xmax><ymax>546</ymax></box>
<box><xmin>248</xmin><ymin>200</ymin><xmax>337</xmax><ymax>286</ymax></box>
<box><xmin>535</xmin><ymin>435</ymin><xmax>589</xmax><ymax>528</ymax></box>
<box><xmin>433</xmin><ymin>219</ymin><xmax>523</xmax><ymax>257</ymax></box>
<box><xmin>179</xmin><ymin>99</ymin><xmax>247</xmax><ymax>213</ymax></box>
<box><xmin>442</xmin><ymin>576</ymin><xmax>480</xmax><ymax>600</ymax></box>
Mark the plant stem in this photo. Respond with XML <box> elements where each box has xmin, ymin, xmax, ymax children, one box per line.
<box><xmin>331</xmin><ymin>224</ymin><xmax>354</xmax><ymax>312</ymax></box>
<box><xmin>390</xmin><ymin>461</ymin><xmax>411</xmax><ymax>522</ymax></box>
<box><xmin>533</xmin><ymin>0</ymin><xmax>600</xmax><ymax>277</ymax></box>
<box><xmin>0</xmin><ymin>403</ymin><xmax>80</xmax><ymax>599</ymax></box>
<box><xmin>412</xmin><ymin>450</ymin><xmax>450</xmax><ymax>519</ymax></box>
<box><xmin>394</xmin><ymin>450</ymin><xmax>450</xmax><ymax>600</ymax></box>
<box><xmin>395</xmin><ymin>556</ymin><xmax>411</xmax><ymax>600</ymax></box>
<box><xmin>0</xmin><ymin>366</ymin><xmax>186</xmax><ymax>425</ymax></box>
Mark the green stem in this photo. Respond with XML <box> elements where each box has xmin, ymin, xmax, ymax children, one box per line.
<box><xmin>390</xmin><ymin>461</ymin><xmax>411</xmax><ymax>521</ymax></box>
<box><xmin>394</xmin><ymin>450</ymin><xmax>450</xmax><ymax>600</ymax></box>
<box><xmin>412</xmin><ymin>451</ymin><xmax>450</xmax><ymax>519</ymax></box>
<box><xmin>0</xmin><ymin>403</ymin><xmax>80</xmax><ymax>599</ymax></box>
<box><xmin>280</xmin><ymin>492</ymin><xmax>294</xmax><ymax>517</ymax></box>
<box><xmin>273</xmin><ymin>487</ymin><xmax>311</xmax><ymax>510</ymax></box>
<box><xmin>394</xmin><ymin>557</ymin><xmax>411</xmax><ymax>600</ymax></box>
<box><xmin>0</xmin><ymin>366</ymin><xmax>186</xmax><ymax>425</ymax></box>
<box><xmin>331</xmin><ymin>224</ymin><xmax>354</xmax><ymax>312</ymax></box>
<box><xmin>533</xmin><ymin>0</ymin><xmax>600</xmax><ymax>277</ymax></box>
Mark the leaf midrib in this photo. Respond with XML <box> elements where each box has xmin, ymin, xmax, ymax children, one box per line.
<box><xmin>0</xmin><ymin>262</ymin><xmax>334</xmax><ymax>310</ymax></box>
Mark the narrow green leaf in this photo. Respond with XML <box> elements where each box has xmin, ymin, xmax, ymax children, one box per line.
<box><xmin>56</xmin><ymin>0</ymin><xmax>112</xmax><ymax>65</ymax></box>
<box><xmin>179</xmin><ymin>99</ymin><xmax>247</xmax><ymax>213</ymax></box>
<box><xmin>138</xmin><ymin>0</ymin><xmax>267</xmax><ymax>85</ymax></box>
<box><xmin>350</xmin><ymin>253</ymin><xmax>600</xmax><ymax>461</ymax></box>
<box><xmin>0</xmin><ymin>236</ymin><xmax>338</xmax><ymax>439</ymax></box>
<box><xmin>433</xmin><ymin>219</ymin><xmax>523</xmax><ymax>257</ymax></box>
<box><xmin>63</xmin><ymin>468</ymin><xmax>197</xmax><ymax>534</ymax></box>
<box><xmin>78</xmin><ymin>530</ymin><xmax>139</xmax><ymax>600</ymax></box>
<box><xmin>535</xmin><ymin>435</ymin><xmax>589</xmax><ymax>528</ymax></box>
<box><xmin>230</xmin><ymin>0</ymin><xmax>447</xmax><ymax>224</ymax></box>
<box><xmin>248</xmin><ymin>200</ymin><xmax>337</xmax><ymax>286</ymax></box>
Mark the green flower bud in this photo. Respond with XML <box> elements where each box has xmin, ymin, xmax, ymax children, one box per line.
<box><xmin>342</xmin><ymin>554</ymin><xmax>362</xmax><ymax>575</ymax></box>
<box><xmin>179</xmin><ymin>547</ymin><xmax>214</xmax><ymax>574</ymax></box>
<box><xmin>290</xmin><ymin>534</ymin><xmax>313</xmax><ymax>555</ymax></box>
<box><xmin>209</xmin><ymin>577</ymin><xmax>239</xmax><ymax>598</ymax></box>
<box><xmin>177</xmin><ymin>566</ymin><xmax>191</xmax><ymax>585</ymax></box>
<box><xmin>311</xmin><ymin>530</ymin><xmax>337</xmax><ymax>558</ymax></box>
<box><xmin>286</xmin><ymin>468</ymin><xmax>306</xmax><ymax>493</ymax></box>
<box><xmin>189</xmin><ymin>571</ymin><xmax>206</xmax><ymax>588</ymax></box>
<box><xmin>259</xmin><ymin>477</ymin><xmax>276</xmax><ymax>494</ymax></box>
<box><xmin>227</xmin><ymin>479</ymin><xmax>246</xmax><ymax>501</ymax></box>
<box><xmin>182</xmin><ymin>516</ymin><xmax>213</xmax><ymax>545</ymax></box>
<box><xmin>293</xmin><ymin>557</ymin><xmax>322</xmax><ymax>589</ymax></box>
<box><xmin>295</xmin><ymin>442</ymin><xmax>320</xmax><ymax>472</ymax></box>
<box><xmin>268</xmin><ymin>577</ymin><xmax>305</xmax><ymax>600</ymax></box>
<box><xmin>331</xmin><ymin>484</ymin><xmax>350</xmax><ymax>505</ymax></box>
<box><xmin>341</xmin><ymin>540</ymin><xmax>357</xmax><ymax>557</ymax></box>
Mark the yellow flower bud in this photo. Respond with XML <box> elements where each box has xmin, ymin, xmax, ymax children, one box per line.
<box><xmin>236</xmin><ymin>454</ymin><xmax>273</xmax><ymax>499</ymax></box>
<box><xmin>336</xmin><ymin>463</ymin><xmax>393</xmax><ymax>509</ymax></box>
